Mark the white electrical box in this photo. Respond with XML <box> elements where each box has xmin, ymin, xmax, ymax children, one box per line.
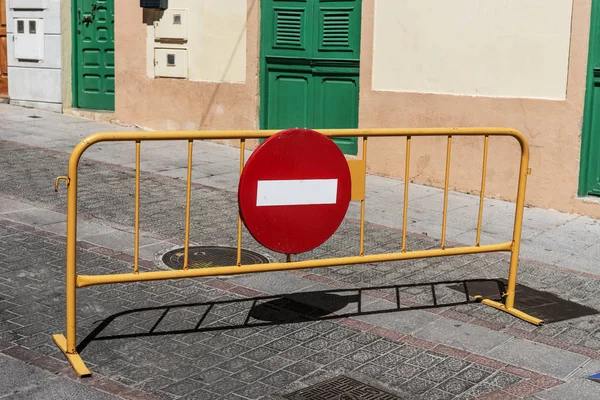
<box><xmin>154</xmin><ymin>48</ymin><xmax>188</xmax><ymax>78</ymax></box>
<box><xmin>154</xmin><ymin>9</ymin><xmax>188</xmax><ymax>41</ymax></box>
<box><xmin>14</xmin><ymin>18</ymin><xmax>44</xmax><ymax>61</ymax></box>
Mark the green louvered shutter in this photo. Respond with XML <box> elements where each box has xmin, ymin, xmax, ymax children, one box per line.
<box><xmin>264</xmin><ymin>0</ymin><xmax>312</xmax><ymax>60</ymax></box>
<box><xmin>314</xmin><ymin>0</ymin><xmax>361</xmax><ymax>60</ymax></box>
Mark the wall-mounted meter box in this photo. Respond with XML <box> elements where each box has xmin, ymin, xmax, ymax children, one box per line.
<box><xmin>154</xmin><ymin>9</ymin><xmax>187</xmax><ymax>41</ymax></box>
<box><xmin>154</xmin><ymin>48</ymin><xmax>188</xmax><ymax>78</ymax></box>
<box><xmin>140</xmin><ymin>0</ymin><xmax>168</xmax><ymax>10</ymax></box>
<box><xmin>14</xmin><ymin>18</ymin><xmax>45</xmax><ymax>61</ymax></box>
<box><xmin>9</xmin><ymin>0</ymin><xmax>49</xmax><ymax>9</ymax></box>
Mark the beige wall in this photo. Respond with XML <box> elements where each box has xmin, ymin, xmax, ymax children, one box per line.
<box><xmin>360</xmin><ymin>0</ymin><xmax>597</xmax><ymax>217</ymax></box>
<box><xmin>372</xmin><ymin>0</ymin><xmax>573</xmax><ymax>100</ymax></box>
<box><xmin>145</xmin><ymin>0</ymin><xmax>247</xmax><ymax>83</ymax></box>
<box><xmin>60</xmin><ymin>0</ymin><xmax>72</xmax><ymax>108</ymax></box>
<box><xmin>115</xmin><ymin>0</ymin><xmax>259</xmax><ymax>133</ymax></box>
<box><xmin>114</xmin><ymin>0</ymin><xmax>600</xmax><ymax>218</ymax></box>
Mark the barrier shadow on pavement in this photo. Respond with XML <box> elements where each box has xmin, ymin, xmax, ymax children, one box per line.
<box><xmin>77</xmin><ymin>277</ymin><xmax>511</xmax><ymax>354</ymax></box>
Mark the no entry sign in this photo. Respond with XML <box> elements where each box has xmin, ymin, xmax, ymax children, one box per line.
<box><xmin>238</xmin><ymin>128</ymin><xmax>352</xmax><ymax>254</ymax></box>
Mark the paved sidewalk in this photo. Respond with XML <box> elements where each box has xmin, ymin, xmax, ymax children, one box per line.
<box><xmin>1</xmin><ymin>103</ymin><xmax>600</xmax><ymax>399</ymax></box>
<box><xmin>1</xmin><ymin>104</ymin><xmax>599</xmax><ymax>275</ymax></box>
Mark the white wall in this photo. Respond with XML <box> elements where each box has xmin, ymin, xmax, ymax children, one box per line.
<box><xmin>372</xmin><ymin>0</ymin><xmax>574</xmax><ymax>100</ymax></box>
<box><xmin>146</xmin><ymin>0</ymin><xmax>247</xmax><ymax>83</ymax></box>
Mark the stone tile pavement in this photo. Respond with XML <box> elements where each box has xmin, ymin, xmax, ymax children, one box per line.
<box><xmin>1</xmin><ymin>103</ymin><xmax>600</xmax><ymax>398</ymax></box>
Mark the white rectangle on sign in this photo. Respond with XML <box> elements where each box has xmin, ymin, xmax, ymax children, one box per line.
<box><xmin>257</xmin><ymin>179</ymin><xmax>338</xmax><ymax>206</ymax></box>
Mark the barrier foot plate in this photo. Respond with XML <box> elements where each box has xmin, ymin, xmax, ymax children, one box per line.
<box><xmin>52</xmin><ymin>334</ymin><xmax>92</xmax><ymax>377</ymax></box>
<box><xmin>474</xmin><ymin>296</ymin><xmax>544</xmax><ymax>326</ymax></box>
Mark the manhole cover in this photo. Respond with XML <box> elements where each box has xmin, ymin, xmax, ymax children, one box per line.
<box><xmin>449</xmin><ymin>279</ymin><xmax>599</xmax><ymax>323</ymax></box>
<box><xmin>284</xmin><ymin>376</ymin><xmax>400</xmax><ymax>400</ymax></box>
<box><xmin>162</xmin><ymin>246</ymin><xmax>269</xmax><ymax>269</ymax></box>
<box><xmin>28</xmin><ymin>115</ymin><xmax>42</xmax><ymax>119</ymax></box>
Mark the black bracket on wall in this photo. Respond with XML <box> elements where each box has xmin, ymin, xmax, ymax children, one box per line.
<box><xmin>140</xmin><ymin>0</ymin><xmax>168</xmax><ymax>10</ymax></box>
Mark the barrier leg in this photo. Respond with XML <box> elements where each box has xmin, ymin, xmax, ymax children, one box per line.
<box><xmin>475</xmin><ymin>147</ymin><xmax>543</xmax><ymax>326</ymax></box>
<box><xmin>52</xmin><ymin>270</ymin><xmax>90</xmax><ymax>376</ymax></box>
<box><xmin>52</xmin><ymin>168</ymin><xmax>91</xmax><ymax>377</ymax></box>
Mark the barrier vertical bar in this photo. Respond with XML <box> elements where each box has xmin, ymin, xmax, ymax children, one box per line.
<box><xmin>65</xmin><ymin>163</ymin><xmax>77</xmax><ymax>355</ymax></box>
<box><xmin>237</xmin><ymin>139</ymin><xmax>245</xmax><ymax>266</ymax></box>
<box><xmin>183</xmin><ymin>140</ymin><xmax>194</xmax><ymax>270</ymax></box>
<box><xmin>51</xmin><ymin>143</ymin><xmax>91</xmax><ymax>377</ymax></box>
<box><xmin>504</xmin><ymin>139</ymin><xmax>529</xmax><ymax>309</ymax></box>
<box><xmin>402</xmin><ymin>137</ymin><xmax>411</xmax><ymax>252</ymax></box>
<box><xmin>476</xmin><ymin>136</ymin><xmax>489</xmax><ymax>246</ymax></box>
<box><xmin>441</xmin><ymin>136</ymin><xmax>452</xmax><ymax>249</ymax></box>
<box><xmin>133</xmin><ymin>141</ymin><xmax>141</xmax><ymax>274</ymax></box>
<box><xmin>359</xmin><ymin>137</ymin><xmax>367</xmax><ymax>256</ymax></box>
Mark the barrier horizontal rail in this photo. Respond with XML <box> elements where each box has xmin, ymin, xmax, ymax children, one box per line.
<box><xmin>52</xmin><ymin>127</ymin><xmax>542</xmax><ymax>377</ymax></box>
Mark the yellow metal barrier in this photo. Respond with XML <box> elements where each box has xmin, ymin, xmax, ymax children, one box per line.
<box><xmin>52</xmin><ymin>128</ymin><xmax>542</xmax><ymax>377</ymax></box>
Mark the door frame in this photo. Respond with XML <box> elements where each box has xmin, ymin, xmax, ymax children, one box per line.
<box><xmin>579</xmin><ymin>0</ymin><xmax>600</xmax><ymax>196</ymax></box>
<box><xmin>71</xmin><ymin>1</ymin><xmax>79</xmax><ymax>107</ymax></box>
<box><xmin>0</xmin><ymin>0</ymin><xmax>7</xmax><ymax>97</ymax></box>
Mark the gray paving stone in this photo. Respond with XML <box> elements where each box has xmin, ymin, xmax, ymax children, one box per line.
<box><xmin>398</xmin><ymin>376</ymin><xmax>437</xmax><ymax>395</ymax></box>
<box><xmin>227</xmin><ymin>272</ymin><xmax>317</xmax><ymax>295</ymax></box>
<box><xmin>260</xmin><ymin>370</ymin><xmax>301</xmax><ymax>387</ymax></box>
<box><xmin>535</xmin><ymin>379</ymin><xmax>600</xmax><ymax>400</ymax></box>
<box><xmin>0</xmin><ymin>353</ymin><xmax>59</xmax><ymax>397</ymax></box>
<box><xmin>256</xmin><ymin>356</ymin><xmax>294</xmax><ymax>371</ymax></box>
<box><xmin>2</xmin><ymin>209</ymin><xmax>66</xmax><ymax>227</ymax></box>
<box><xmin>6</xmin><ymin>377</ymin><xmax>121</xmax><ymax>400</ymax></box>
<box><xmin>82</xmin><ymin>230</ymin><xmax>163</xmax><ymax>253</ymax></box>
<box><xmin>356</xmin><ymin>309</ymin><xmax>442</xmax><ymax>335</ymax></box>
<box><xmin>39</xmin><ymin>220</ymin><xmax>116</xmax><ymax>239</ymax></box>
<box><xmin>0</xmin><ymin>199</ymin><xmax>36</xmax><ymax>214</ymax></box>
<box><xmin>205</xmin><ymin>376</ymin><xmax>246</xmax><ymax>396</ymax></box>
<box><xmin>486</xmin><ymin>338</ymin><xmax>589</xmax><ymax>379</ymax></box>
<box><xmin>414</xmin><ymin>316</ymin><xmax>511</xmax><ymax>354</ymax></box>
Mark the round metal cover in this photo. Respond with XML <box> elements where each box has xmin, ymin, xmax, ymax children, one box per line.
<box><xmin>162</xmin><ymin>246</ymin><xmax>269</xmax><ymax>269</ymax></box>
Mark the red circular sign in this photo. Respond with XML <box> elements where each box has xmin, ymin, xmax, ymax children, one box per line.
<box><xmin>239</xmin><ymin>128</ymin><xmax>351</xmax><ymax>254</ymax></box>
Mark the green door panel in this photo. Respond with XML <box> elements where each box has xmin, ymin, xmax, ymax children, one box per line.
<box><xmin>75</xmin><ymin>0</ymin><xmax>115</xmax><ymax>111</ymax></box>
<box><xmin>584</xmin><ymin>72</ymin><xmax>600</xmax><ymax>195</ymax></box>
<box><xmin>266</xmin><ymin>68</ymin><xmax>313</xmax><ymax>129</ymax></box>
<box><xmin>313</xmin><ymin>73</ymin><xmax>359</xmax><ymax>154</ymax></box>
<box><xmin>580</xmin><ymin>0</ymin><xmax>600</xmax><ymax>196</ymax></box>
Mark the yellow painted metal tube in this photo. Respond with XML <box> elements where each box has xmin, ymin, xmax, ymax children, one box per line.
<box><xmin>237</xmin><ymin>139</ymin><xmax>245</xmax><ymax>266</ymax></box>
<box><xmin>402</xmin><ymin>137</ymin><xmax>411</xmax><ymax>252</ymax></box>
<box><xmin>75</xmin><ymin>127</ymin><xmax>529</xmax><ymax>144</ymax></box>
<box><xmin>134</xmin><ymin>141</ymin><xmax>141</xmax><ymax>274</ymax></box>
<box><xmin>76</xmin><ymin>242</ymin><xmax>513</xmax><ymax>288</ymax></box>
<box><xmin>52</xmin><ymin>334</ymin><xmax>91</xmax><ymax>377</ymax></box>
<box><xmin>476</xmin><ymin>136</ymin><xmax>489</xmax><ymax>247</ymax></box>
<box><xmin>183</xmin><ymin>140</ymin><xmax>194</xmax><ymax>270</ymax></box>
<box><xmin>359</xmin><ymin>137</ymin><xmax>367</xmax><ymax>256</ymax></box>
<box><xmin>476</xmin><ymin>297</ymin><xmax>543</xmax><ymax>325</ymax></box>
<box><xmin>441</xmin><ymin>136</ymin><xmax>452</xmax><ymax>249</ymax></box>
<box><xmin>505</xmin><ymin>136</ymin><xmax>530</xmax><ymax>309</ymax></box>
<box><xmin>65</xmin><ymin>141</ymin><xmax>79</xmax><ymax>355</ymax></box>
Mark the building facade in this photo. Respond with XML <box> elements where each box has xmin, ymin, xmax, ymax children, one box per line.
<box><xmin>7</xmin><ymin>0</ymin><xmax>600</xmax><ymax>219</ymax></box>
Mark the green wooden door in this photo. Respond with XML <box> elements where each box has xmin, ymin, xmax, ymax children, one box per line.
<box><xmin>580</xmin><ymin>0</ymin><xmax>600</xmax><ymax>196</ymax></box>
<box><xmin>74</xmin><ymin>0</ymin><xmax>115</xmax><ymax>111</ymax></box>
<box><xmin>261</xmin><ymin>0</ymin><xmax>361</xmax><ymax>154</ymax></box>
